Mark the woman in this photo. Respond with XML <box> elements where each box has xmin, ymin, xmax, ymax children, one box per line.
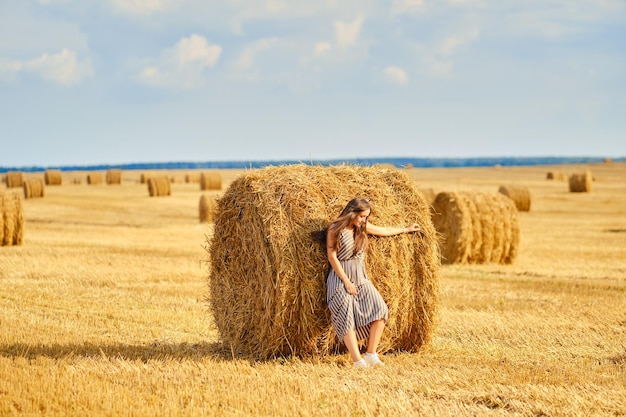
<box><xmin>326</xmin><ymin>197</ymin><xmax>421</xmax><ymax>367</ymax></box>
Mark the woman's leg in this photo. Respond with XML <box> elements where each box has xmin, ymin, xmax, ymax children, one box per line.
<box><xmin>343</xmin><ymin>330</ymin><xmax>362</xmax><ymax>363</ymax></box>
<box><xmin>366</xmin><ymin>319</ymin><xmax>385</xmax><ymax>354</ymax></box>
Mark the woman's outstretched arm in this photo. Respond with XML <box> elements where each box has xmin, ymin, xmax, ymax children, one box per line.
<box><xmin>366</xmin><ymin>222</ymin><xmax>421</xmax><ymax>237</ymax></box>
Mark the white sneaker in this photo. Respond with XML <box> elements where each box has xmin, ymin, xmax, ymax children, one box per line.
<box><xmin>363</xmin><ymin>352</ymin><xmax>384</xmax><ymax>366</ymax></box>
<box><xmin>353</xmin><ymin>358</ymin><xmax>368</xmax><ymax>367</ymax></box>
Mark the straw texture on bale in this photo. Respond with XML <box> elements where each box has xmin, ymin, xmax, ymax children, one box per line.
<box><xmin>106</xmin><ymin>169</ymin><xmax>122</xmax><ymax>185</ymax></box>
<box><xmin>87</xmin><ymin>173</ymin><xmax>103</xmax><ymax>185</ymax></box>
<box><xmin>185</xmin><ymin>172</ymin><xmax>202</xmax><ymax>183</ymax></box>
<box><xmin>23</xmin><ymin>178</ymin><xmax>45</xmax><ymax>199</ymax></box>
<box><xmin>44</xmin><ymin>170</ymin><xmax>62</xmax><ymax>186</ymax></box>
<box><xmin>546</xmin><ymin>171</ymin><xmax>565</xmax><ymax>180</ymax></box>
<box><xmin>431</xmin><ymin>191</ymin><xmax>519</xmax><ymax>265</ymax></box>
<box><xmin>6</xmin><ymin>172</ymin><xmax>23</xmax><ymax>188</ymax></box>
<box><xmin>200</xmin><ymin>172</ymin><xmax>222</xmax><ymax>190</ymax></box>
<box><xmin>1</xmin><ymin>191</ymin><xmax>24</xmax><ymax>246</ymax></box>
<box><xmin>199</xmin><ymin>194</ymin><xmax>216</xmax><ymax>223</ymax></box>
<box><xmin>569</xmin><ymin>170</ymin><xmax>592</xmax><ymax>193</ymax></box>
<box><xmin>498</xmin><ymin>185</ymin><xmax>531</xmax><ymax>212</ymax></box>
<box><xmin>147</xmin><ymin>176</ymin><xmax>171</xmax><ymax>197</ymax></box>
<box><xmin>207</xmin><ymin>164</ymin><xmax>440</xmax><ymax>359</ymax></box>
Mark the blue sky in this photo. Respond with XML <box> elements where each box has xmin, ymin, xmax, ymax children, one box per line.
<box><xmin>1</xmin><ymin>0</ymin><xmax>625</xmax><ymax>167</ymax></box>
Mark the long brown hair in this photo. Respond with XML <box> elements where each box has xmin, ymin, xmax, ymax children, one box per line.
<box><xmin>328</xmin><ymin>197</ymin><xmax>370</xmax><ymax>255</ymax></box>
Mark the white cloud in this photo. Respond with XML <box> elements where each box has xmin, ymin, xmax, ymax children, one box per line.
<box><xmin>384</xmin><ymin>66</ymin><xmax>409</xmax><ymax>85</ymax></box>
<box><xmin>137</xmin><ymin>34</ymin><xmax>221</xmax><ymax>89</ymax></box>
<box><xmin>230</xmin><ymin>38</ymin><xmax>278</xmax><ymax>82</ymax></box>
<box><xmin>314</xmin><ymin>42</ymin><xmax>332</xmax><ymax>55</ymax></box>
<box><xmin>335</xmin><ymin>15</ymin><xmax>364</xmax><ymax>47</ymax></box>
<box><xmin>440</xmin><ymin>28</ymin><xmax>480</xmax><ymax>55</ymax></box>
<box><xmin>0</xmin><ymin>48</ymin><xmax>93</xmax><ymax>86</ymax></box>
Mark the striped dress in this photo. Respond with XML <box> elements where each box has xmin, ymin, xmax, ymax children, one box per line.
<box><xmin>326</xmin><ymin>228</ymin><xmax>389</xmax><ymax>343</ymax></box>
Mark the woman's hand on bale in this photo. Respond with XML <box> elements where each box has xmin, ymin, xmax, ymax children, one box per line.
<box><xmin>405</xmin><ymin>223</ymin><xmax>421</xmax><ymax>233</ymax></box>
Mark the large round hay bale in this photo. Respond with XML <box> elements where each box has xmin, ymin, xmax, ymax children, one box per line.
<box><xmin>199</xmin><ymin>194</ymin><xmax>216</xmax><ymax>223</ymax></box>
<box><xmin>569</xmin><ymin>170</ymin><xmax>592</xmax><ymax>192</ymax></box>
<box><xmin>6</xmin><ymin>172</ymin><xmax>23</xmax><ymax>188</ymax></box>
<box><xmin>106</xmin><ymin>169</ymin><xmax>122</xmax><ymax>185</ymax></box>
<box><xmin>431</xmin><ymin>191</ymin><xmax>519</xmax><ymax>264</ymax></box>
<box><xmin>147</xmin><ymin>176</ymin><xmax>171</xmax><ymax>197</ymax></box>
<box><xmin>207</xmin><ymin>164</ymin><xmax>440</xmax><ymax>359</ymax></box>
<box><xmin>44</xmin><ymin>170</ymin><xmax>62</xmax><ymax>186</ymax></box>
<box><xmin>1</xmin><ymin>191</ymin><xmax>24</xmax><ymax>246</ymax></box>
<box><xmin>498</xmin><ymin>185</ymin><xmax>531</xmax><ymax>212</ymax></box>
<box><xmin>546</xmin><ymin>171</ymin><xmax>564</xmax><ymax>180</ymax></box>
<box><xmin>23</xmin><ymin>178</ymin><xmax>45</xmax><ymax>199</ymax></box>
<box><xmin>200</xmin><ymin>172</ymin><xmax>222</xmax><ymax>190</ymax></box>
<box><xmin>87</xmin><ymin>173</ymin><xmax>103</xmax><ymax>185</ymax></box>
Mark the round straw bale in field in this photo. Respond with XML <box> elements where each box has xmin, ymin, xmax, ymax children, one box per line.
<box><xmin>140</xmin><ymin>172</ymin><xmax>154</xmax><ymax>184</ymax></box>
<box><xmin>417</xmin><ymin>188</ymin><xmax>436</xmax><ymax>206</ymax></box>
<box><xmin>199</xmin><ymin>194</ymin><xmax>216</xmax><ymax>223</ymax></box>
<box><xmin>546</xmin><ymin>171</ymin><xmax>565</xmax><ymax>180</ymax></box>
<box><xmin>569</xmin><ymin>170</ymin><xmax>592</xmax><ymax>192</ymax></box>
<box><xmin>185</xmin><ymin>172</ymin><xmax>202</xmax><ymax>183</ymax></box>
<box><xmin>207</xmin><ymin>164</ymin><xmax>440</xmax><ymax>359</ymax></box>
<box><xmin>603</xmin><ymin>157</ymin><xmax>612</xmax><ymax>164</ymax></box>
<box><xmin>23</xmin><ymin>178</ymin><xmax>45</xmax><ymax>199</ymax></box>
<box><xmin>106</xmin><ymin>169</ymin><xmax>122</xmax><ymax>185</ymax></box>
<box><xmin>44</xmin><ymin>169</ymin><xmax>62</xmax><ymax>186</ymax></box>
<box><xmin>1</xmin><ymin>191</ymin><xmax>24</xmax><ymax>246</ymax></box>
<box><xmin>6</xmin><ymin>171</ymin><xmax>23</xmax><ymax>188</ymax></box>
<box><xmin>431</xmin><ymin>191</ymin><xmax>519</xmax><ymax>264</ymax></box>
<box><xmin>200</xmin><ymin>172</ymin><xmax>222</xmax><ymax>190</ymax></box>
<box><xmin>498</xmin><ymin>185</ymin><xmax>531</xmax><ymax>212</ymax></box>
<box><xmin>87</xmin><ymin>173</ymin><xmax>103</xmax><ymax>185</ymax></box>
<box><xmin>147</xmin><ymin>176</ymin><xmax>171</xmax><ymax>197</ymax></box>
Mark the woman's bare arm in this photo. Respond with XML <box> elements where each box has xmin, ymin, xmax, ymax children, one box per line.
<box><xmin>366</xmin><ymin>222</ymin><xmax>421</xmax><ymax>237</ymax></box>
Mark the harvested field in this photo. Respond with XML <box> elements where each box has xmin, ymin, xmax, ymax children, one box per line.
<box><xmin>0</xmin><ymin>162</ymin><xmax>624</xmax><ymax>416</ymax></box>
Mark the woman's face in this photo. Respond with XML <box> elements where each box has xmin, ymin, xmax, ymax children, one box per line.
<box><xmin>351</xmin><ymin>209</ymin><xmax>370</xmax><ymax>228</ymax></box>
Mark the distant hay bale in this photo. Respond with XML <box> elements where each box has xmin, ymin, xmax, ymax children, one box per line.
<box><xmin>23</xmin><ymin>178</ymin><xmax>45</xmax><ymax>199</ymax></box>
<box><xmin>199</xmin><ymin>194</ymin><xmax>216</xmax><ymax>223</ymax></box>
<box><xmin>87</xmin><ymin>173</ymin><xmax>103</xmax><ymax>185</ymax></box>
<box><xmin>431</xmin><ymin>191</ymin><xmax>519</xmax><ymax>265</ymax></box>
<box><xmin>147</xmin><ymin>176</ymin><xmax>171</xmax><ymax>197</ymax></box>
<box><xmin>569</xmin><ymin>170</ymin><xmax>592</xmax><ymax>193</ymax></box>
<box><xmin>72</xmin><ymin>178</ymin><xmax>82</xmax><ymax>185</ymax></box>
<box><xmin>44</xmin><ymin>170</ymin><xmax>62</xmax><ymax>186</ymax></box>
<box><xmin>373</xmin><ymin>163</ymin><xmax>396</xmax><ymax>170</ymax></box>
<box><xmin>185</xmin><ymin>172</ymin><xmax>202</xmax><ymax>183</ymax></box>
<box><xmin>405</xmin><ymin>163</ymin><xmax>414</xmax><ymax>169</ymax></box>
<box><xmin>498</xmin><ymin>185</ymin><xmax>531</xmax><ymax>212</ymax></box>
<box><xmin>604</xmin><ymin>157</ymin><xmax>612</xmax><ymax>164</ymax></box>
<box><xmin>106</xmin><ymin>169</ymin><xmax>122</xmax><ymax>185</ymax></box>
<box><xmin>200</xmin><ymin>172</ymin><xmax>222</xmax><ymax>190</ymax></box>
<box><xmin>6</xmin><ymin>172</ymin><xmax>23</xmax><ymax>188</ymax></box>
<box><xmin>417</xmin><ymin>188</ymin><xmax>437</xmax><ymax>206</ymax></box>
<box><xmin>1</xmin><ymin>191</ymin><xmax>25</xmax><ymax>246</ymax></box>
<box><xmin>208</xmin><ymin>164</ymin><xmax>440</xmax><ymax>359</ymax></box>
<box><xmin>140</xmin><ymin>172</ymin><xmax>153</xmax><ymax>184</ymax></box>
<box><xmin>546</xmin><ymin>171</ymin><xmax>565</xmax><ymax>181</ymax></box>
